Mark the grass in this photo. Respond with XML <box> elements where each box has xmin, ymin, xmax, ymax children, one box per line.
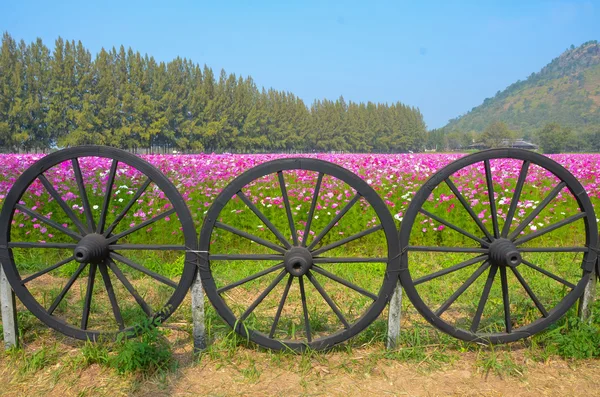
<box><xmin>0</xmin><ymin>300</ymin><xmax>598</xmax><ymax>395</ymax></box>
<box><xmin>0</xmin><ymin>157</ymin><xmax>599</xmax><ymax>394</ymax></box>
<box><xmin>475</xmin><ymin>346</ymin><xmax>526</xmax><ymax>379</ymax></box>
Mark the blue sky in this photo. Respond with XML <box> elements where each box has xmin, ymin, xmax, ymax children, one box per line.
<box><xmin>2</xmin><ymin>1</ymin><xmax>598</xmax><ymax>128</ymax></box>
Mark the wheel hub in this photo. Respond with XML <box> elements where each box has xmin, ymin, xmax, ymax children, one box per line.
<box><xmin>74</xmin><ymin>233</ymin><xmax>110</xmax><ymax>264</ymax></box>
<box><xmin>284</xmin><ymin>247</ymin><xmax>313</xmax><ymax>277</ymax></box>
<box><xmin>488</xmin><ymin>238</ymin><xmax>521</xmax><ymax>267</ymax></box>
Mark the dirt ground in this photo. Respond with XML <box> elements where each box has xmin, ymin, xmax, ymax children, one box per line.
<box><xmin>2</xmin><ymin>342</ymin><xmax>600</xmax><ymax>397</ymax></box>
<box><xmin>141</xmin><ymin>354</ymin><xmax>600</xmax><ymax>397</ymax></box>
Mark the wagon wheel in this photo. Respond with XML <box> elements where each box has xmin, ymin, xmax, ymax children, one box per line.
<box><xmin>0</xmin><ymin>146</ymin><xmax>197</xmax><ymax>341</ymax></box>
<box><xmin>399</xmin><ymin>149</ymin><xmax>598</xmax><ymax>343</ymax></box>
<box><xmin>199</xmin><ymin>158</ymin><xmax>400</xmax><ymax>350</ymax></box>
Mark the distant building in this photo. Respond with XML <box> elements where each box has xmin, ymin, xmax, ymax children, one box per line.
<box><xmin>466</xmin><ymin>139</ymin><xmax>538</xmax><ymax>150</ymax></box>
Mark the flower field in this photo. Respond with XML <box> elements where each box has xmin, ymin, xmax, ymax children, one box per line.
<box><xmin>0</xmin><ymin>152</ymin><xmax>598</xmax><ymax>341</ymax></box>
<box><xmin>1</xmin><ymin>152</ymin><xmax>599</xmax><ymax>241</ymax></box>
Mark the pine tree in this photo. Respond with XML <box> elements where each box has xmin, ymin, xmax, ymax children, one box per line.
<box><xmin>0</xmin><ymin>32</ymin><xmax>431</xmax><ymax>153</ymax></box>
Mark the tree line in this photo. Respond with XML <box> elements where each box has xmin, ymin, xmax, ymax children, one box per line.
<box><xmin>0</xmin><ymin>33</ymin><xmax>427</xmax><ymax>153</ymax></box>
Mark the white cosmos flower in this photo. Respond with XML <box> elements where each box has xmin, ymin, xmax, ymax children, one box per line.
<box><xmin>92</xmin><ymin>205</ymin><xmax>99</xmax><ymax>210</ymax></box>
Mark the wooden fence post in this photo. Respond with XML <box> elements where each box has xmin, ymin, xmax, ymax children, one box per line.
<box><xmin>579</xmin><ymin>234</ymin><xmax>599</xmax><ymax>322</ymax></box>
<box><xmin>0</xmin><ymin>266</ymin><xmax>18</xmax><ymax>349</ymax></box>
<box><xmin>191</xmin><ymin>270</ymin><xmax>207</xmax><ymax>353</ymax></box>
<box><xmin>386</xmin><ymin>280</ymin><xmax>402</xmax><ymax>350</ymax></box>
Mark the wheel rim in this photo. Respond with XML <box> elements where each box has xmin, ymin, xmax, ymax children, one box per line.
<box><xmin>0</xmin><ymin>146</ymin><xmax>197</xmax><ymax>340</ymax></box>
<box><xmin>399</xmin><ymin>149</ymin><xmax>598</xmax><ymax>343</ymax></box>
<box><xmin>199</xmin><ymin>158</ymin><xmax>400</xmax><ymax>351</ymax></box>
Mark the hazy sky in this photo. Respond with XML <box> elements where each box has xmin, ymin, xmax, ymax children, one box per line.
<box><xmin>2</xmin><ymin>0</ymin><xmax>599</xmax><ymax>128</ymax></box>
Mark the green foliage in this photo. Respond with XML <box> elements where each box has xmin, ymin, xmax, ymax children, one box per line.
<box><xmin>109</xmin><ymin>319</ymin><xmax>173</xmax><ymax>375</ymax></box>
<box><xmin>537</xmin><ymin>122</ymin><xmax>567</xmax><ymax>153</ymax></box>
<box><xmin>534</xmin><ymin>315</ymin><xmax>600</xmax><ymax>359</ymax></box>
<box><xmin>476</xmin><ymin>347</ymin><xmax>525</xmax><ymax>379</ymax></box>
<box><xmin>444</xmin><ymin>41</ymin><xmax>600</xmax><ymax>145</ymax></box>
<box><xmin>0</xmin><ymin>32</ymin><xmax>427</xmax><ymax>153</ymax></box>
<box><xmin>77</xmin><ymin>318</ymin><xmax>173</xmax><ymax>376</ymax></box>
<box><xmin>482</xmin><ymin>121</ymin><xmax>514</xmax><ymax>148</ymax></box>
<box><xmin>81</xmin><ymin>340</ymin><xmax>111</xmax><ymax>366</ymax></box>
<box><xmin>7</xmin><ymin>345</ymin><xmax>60</xmax><ymax>375</ymax></box>
<box><xmin>431</xmin><ymin>129</ymin><xmax>473</xmax><ymax>150</ymax></box>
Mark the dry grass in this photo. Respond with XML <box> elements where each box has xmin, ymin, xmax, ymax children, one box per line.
<box><xmin>2</xmin><ymin>314</ymin><xmax>600</xmax><ymax>397</ymax></box>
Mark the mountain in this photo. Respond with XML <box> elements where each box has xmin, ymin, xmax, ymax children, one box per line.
<box><xmin>444</xmin><ymin>41</ymin><xmax>600</xmax><ymax>135</ymax></box>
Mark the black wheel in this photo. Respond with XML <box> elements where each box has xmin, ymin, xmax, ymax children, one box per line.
<box><xmin>0</xmin><ymin>146</ymin><xmax>197</xmax><ymax>341</ymax></box>
<box><xmin>198</xmin><ymin>158</ymin><xmax>400</xmax><ymax>351</ymax></box>
<box><xmin>399</xmin><ymin>149</ymin><xmax>598</xmax><ymax>343</ymax></box>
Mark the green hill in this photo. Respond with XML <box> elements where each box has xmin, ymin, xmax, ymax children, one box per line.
<box><xmin>444</xmin><ymin>41</ymin><xmax>600</xmax><ymax>135</ymax></box>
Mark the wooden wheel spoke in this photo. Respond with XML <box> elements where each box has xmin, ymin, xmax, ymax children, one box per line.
<box><xmin>312</xmin><ymin>265</ymin><xmax>378</xmax><ymax>300</ymax></box>
<box><xmin>499</xmin><ymin>266</ymin><xmax>512</xmax><ymax>333</ymax></box>
<box><xmin>514</xmin><ymin>213</ymin><xmax>586</xmax><ymax>246</ymax></box>
<box><xmin>308</xmin><ymin>193</ymin><xmax>361</xmax><ymax>250</ymax></box>
<box><xmin>278</xmin><ymin>171</ymin><xmax>298</xmax><ymax>246</ymax></box>
<box><xmin>108</xmin><ymin>244</ymin><xmax>187</xmax><ymax>251</ymax></box>
<box><xmin>501</xmin><ymin>160</ymin><xmax>530</xmax><ymax>238</ymax></box>
<box><xmin>106</xmin><ymin>208</ymin><xmax>176</xmax><ymax>244</ymax></box>
<box><xmin>311</xmin><ymin>224</ymin><xmax>383</xmax><ymax>256</ymax></box>
<box><xmin>302</xmin><ymin>172</ymin><xmax>323</xmax><ymax>247</ymax></box>
<box><xmin>511</xmin><ymin>267</ymin><xmax>548</xmax><ymax>318</ymax></box>
<box><xmin>445</xmin><ymin>178</ymin><xmax>493</xmax><ymax>241</ymax></box>
<box><xmin>521</xmin><ymin>258</ymin><xmax>576</xmax><ymax>289</ymax></box>
<box><xmin>21</xmin><ymin>256</ymin><xmax>75</xmax><ymax>285</ymax></box>
<box><xmin>413</xmin><ymin>255</ymin><xmax>488</xmax><ymax>286</ymax></box>
<box><xmin>406</xmin><ymin>246</ymin><xmax>488</xmax><ymax>254</ymax></box>
<box><xmin>508</xmin><ymin>182</ymin><xmax>566</xmax><ymax>240</ymax></box>
<box><xmin>269</xmin><ymin>275</ymin><xmax>294</xmax><ymax>338</ymax></box>
<box><xmin>97</xmin><ymin>159</ymin><xmax>118</xmax><ymax>233</ymax></box>
<box><xmin>470</xmin><ymin>265</ymin><xmax>498</xmax><ymax>333</ymax></box>
<box><xmin>518</xmin><ymin>247</ymin><xmax>588</xmax><ymax>253</ymax></box>
<box><xmin>298</xmin><ymin>276</ymin><xmax>312</xmax><ymax>342</ymax></box>
<box><xmin>72</xmin><ymin>158</ymin><xmax>95</xmax><ymax>233</ymax></box>
<box><xmin>15</xmin><ymin>204</ymin><xmax>82</xmax><ymax>241</ymax></box>
<box><xmin>110</xmin><ymin>252</ymin><xmax>177</xmax><ymax>288</ymax></box>
<box><xmin>217</xmin><ymin>263</ymin><xmax>285</xmax><ymax>294</ymax></box>
<box><xmin>8</xmin><ymin>242</ymin><xmax>78</xmax><ymax>249</ymax></box>
<box><xmin>98</xmin><ymin>262</ymin><xmax>124</xmax><ymax>330</ymax></box>
<box><xmin>237</xmin><ymin>190</ymin><xmax>291</xmax><ymax>249</ymax></box>
<box><xmin>81</xmin><ymin>262</ymin><xmax>98</xmax><ymax>330</ymax></box>
<box><xmin>239</xmin><ymin>270</ymin><xmax>286</xmax><ymax>321</ymax></box>
<box><xmin>48</xmin><ymin>262</ymin><xmax>87</xmax><ymax>315</ymax></box>
<box><xmin>209</xmin><ymin>254</ymin><xmax>284</xmax><ymax>261</ymax></box>
<box><xmin>215</xmin><ymin>221</ymin><xmax>286</xmax><ymax>254</ymax></box>
<box><xmin>104</xmin><ymin>178</ymin><xmax>152</xmax><ymax>237</ymax></box>
<box><xmin>484</xmin><ymin>160</ymin><xmax>500</xmax><ymax>238</ymax></box>
<box><xmin>306</xmin><ymin>271</ymin><xmax>350</xmax><ymax>329</ymax></box>
<box><xmin>38</xmin><ymin>174</ymin><xmax>87</xmax><ymax>235</ymax></box>
<box><xmin>435</xmin><ymin>262</ymin><xmax>490</xmax><ymax>316</ymax></box>
<box><xmin>107</xmin><ymin>259</ymin><xmax>153</xmax><ymax>316</ymax></box>
<box><xmin>312</xmin><ymin>257</ymin><xmax>388</xmax><ymax>264</ymax></box>
<box><xmin>419</xmin><ymin>209</ymin><xmax>489</xmax><ymax>247</ymax></box>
